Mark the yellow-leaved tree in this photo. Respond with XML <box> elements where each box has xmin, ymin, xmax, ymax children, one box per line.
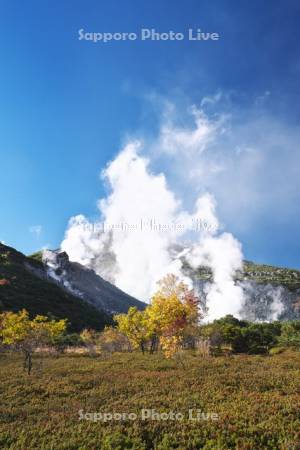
<box><xmin>147</xmin><ymin>274</ymin><xmax>202</xmax><ymax>359</ymax></box>
<box><xmin>0</xmin><ymin>309</ymin><xmax>67</xmax><ymax>374</ymax></box>
<box><xmin>114</xmin><ymin>307</ymin><xmax>150</xmax><ymax>354</ymax></box>
<box><xmin>80</xmin><ymin>328</ymin><xmax>99</xmax><ymax>356</ymax></box>
<box><xmin>114</xmin><ymin>274</ymin><xmax>202</xmax><ymax>359</ymax></box>
<box><xmin>99</xmin><ymin>326</ymin><xmax>131</xmax><ymax>353</ymax></box>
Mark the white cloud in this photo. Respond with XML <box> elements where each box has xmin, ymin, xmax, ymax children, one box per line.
<box><xmin>149</xmin><ymin>98</ymin><xmax>300</xmax><ymax>233</ymax></box>
<box><xmin>159</xmin><ymin>105</ymin><xmax>220</xmax><ymax>156</ymax></box>
<box><xmin>29</xmin><ymin>225</ymin><xmax>42</xmax><ymax>238</ymax></box>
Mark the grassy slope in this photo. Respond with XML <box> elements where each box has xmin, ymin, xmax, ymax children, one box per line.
<box><xmin>240</xmin><ymin>261</ymin><xmax>300</xmax><ymax>290</ymax></box>
<box><xmin>187</xmin><ymin>260</ymin><xmax>300</xmax><ymax>291</ymax></box>
<box><xmin>0</xmin><ymin>244</ymin><xmax>112</xmax><ymax>332</ymax></box>
<box><xmin>0</xmin><ymin>351</ymin><xmax>299</xmax><ymax>449</ymax></box>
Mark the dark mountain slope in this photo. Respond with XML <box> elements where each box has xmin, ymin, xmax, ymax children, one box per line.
<box><xmin>36</xmin><ymin>249</ymin><xmax>146</xmax><ymax>314</ymax></box>
<box><xmin>0</xmin><ymin>243</ymin><xmax>112</xmax><ymax>331</ymax></box>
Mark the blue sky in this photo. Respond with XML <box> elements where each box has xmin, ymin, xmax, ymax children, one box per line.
<box><xmin>0</xmin><ymin>0</ymin><xmax>300</xmax><ymax>269</ymax></box>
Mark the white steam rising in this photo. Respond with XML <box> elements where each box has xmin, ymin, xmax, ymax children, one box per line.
<box><xmin>61</xmin><ymin>105</ymin><xmax>246</xmax><ymax>320</ymax></box>
<box><xmin>187</xmin><ymin>233</ymin><xmax>244</xmax><ymax>322</ymax></box>
<box><xmin>269</xmin><ymin>287</ymin><xmax>285</xmax><ymax>321</ymax></box>
<box><xmin>62</xmin><ymin>141</ymin><xmax>192</xmax><ymax>301</ymax></box>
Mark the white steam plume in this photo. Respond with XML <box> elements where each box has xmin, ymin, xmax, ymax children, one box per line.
<box><xmin>62</xmin><ymin>141</ymin><xmax>192</xmax><ymax>300</ymax></box>
<box><xmin>61</xmin><ymin>105</ymin><xmax>246</xmax><ymax>319</ymax></box>
<box><xmin>187</xmin><ymin>233</ymin><xmax>244</xmax><ymax>321</ymax></box>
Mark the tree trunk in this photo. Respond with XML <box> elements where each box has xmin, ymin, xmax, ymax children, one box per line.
<box><xmin>23</xmin><ymin>350</ymin><xmax>32</xmax><ymax>375</ymax></box>
<box><xmin>150</xmin><ymin>336</ymin><xmax>158</xmax><ymax>354</ymax></box>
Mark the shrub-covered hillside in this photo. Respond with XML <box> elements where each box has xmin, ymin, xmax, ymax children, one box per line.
<box><xmin>0</xmin><ymin>351</ymin><xmax>299</xmax><ymax>449</ymax></box>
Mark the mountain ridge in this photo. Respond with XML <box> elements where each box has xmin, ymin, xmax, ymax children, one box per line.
<box><xmin>0</xmin><ymin>243</ymin><xmax>114</xmax><ymax>331</ymax></box>
<box><xmin>0</xmin><ymin>243</ymin><xmax>144</xmax><ymax>331</ymax></box>
<box><xmin>38</xmin><ymin>249</ymin><xmax>146</xmax><ymax>314</ymax></box>
<box><xmin>1</xmin><ymin>242</ymin><xmax>299</xmax><ymax>325</ymax></box>
<box><xmin>32</xmin><ymin>247</ymin><xmax>300</xmax><ymax>321</ymax></box>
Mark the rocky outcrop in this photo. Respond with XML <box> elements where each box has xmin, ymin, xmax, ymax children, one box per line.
<box><xmin>40</xmin><ymin>250</ymin><xmax>146</xmax><ymax>314</ymax></box>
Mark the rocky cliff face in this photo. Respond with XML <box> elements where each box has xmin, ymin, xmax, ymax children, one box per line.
<box><xmin>40</xmin><ymin>250</ymin><xmax>146</xmax><ymax>314</ymax></box>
